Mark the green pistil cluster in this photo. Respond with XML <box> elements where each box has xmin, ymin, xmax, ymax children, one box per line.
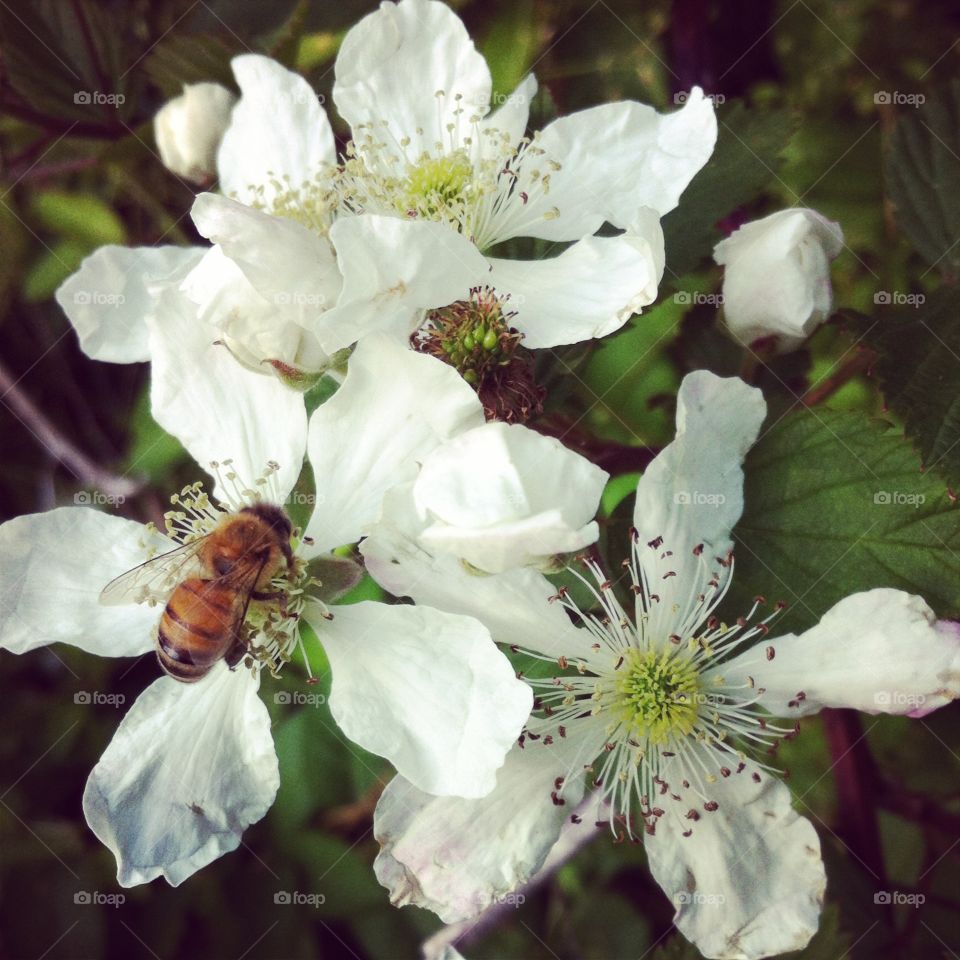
<box><xmin>616</xmin><ymin>648</ymin><xmax>702</xmax><ymax>744</ymax></box>
<box><xmin>416</xmin><ymin>286</ymin><xmax>521</xmax><ymax>386</ymax></box>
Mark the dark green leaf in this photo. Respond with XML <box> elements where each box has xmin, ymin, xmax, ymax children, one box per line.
<box><xmin>885</xmin><ymin>80</ymin><xmax>960</xmax><ymax>277</ymax></box>
<box><xmin>724</xmin><ymin>410</ymin><xmax>960</xmax><ymax>633</ymax></box>
<box><xmin>853</xmin><ymin>287</ymin><xmax>960</xmax><ymax>486</ymax></box>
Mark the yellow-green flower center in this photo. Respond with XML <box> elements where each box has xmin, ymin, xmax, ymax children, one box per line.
<box><xmin>616</xmin><ymin>648</ymin><xmax>702</xmax><ymax>744</ymax></box>
<box><xmin>402</xmin><ymin>151</ymin><xmax>473</xmax><ymax>219</ymax></box>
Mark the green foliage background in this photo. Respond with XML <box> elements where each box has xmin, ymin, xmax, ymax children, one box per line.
<box><xmin>1</xmin><ymin>1</ymin><xmax>960</xmax><ymax>958</ymax></box>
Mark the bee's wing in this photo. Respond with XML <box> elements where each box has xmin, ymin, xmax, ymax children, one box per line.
<box><xmin>99</xmin><ymin>536</ymin><xmax>210</xmax><ymax>606</ymax></box>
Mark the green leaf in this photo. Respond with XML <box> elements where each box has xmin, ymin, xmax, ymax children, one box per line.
<box><xmin>661</xmin><ymin>101</ymin><xmax>795</xmax><ymax>276</ymax></box>
<box><xmin>31</xmin><ymin>190</ymin><xmax>125</xmax><ymax>246</ymax></box>
<box><xmin>885</xmin><ymin>80</ymin><xmax>960</xmax><ymax>277</ymax></box>
<box><xmin>853</xmin><ymin>287</ymin><xmax>960</xmax><ymax>486</ymax></box>
<box><xmin>482</xmin><ymin>0</ymin><xmax>538</xmax><ymax>99</ymax></box>
<box><xmin>21</xmin><ymin>239</ymin><xmax>87</xmax><ymax>302</ymax></box>
<box><xmin>723</xmin><ymin>409</ymin><xmax>960</xmax><ymax>633</ymax></box>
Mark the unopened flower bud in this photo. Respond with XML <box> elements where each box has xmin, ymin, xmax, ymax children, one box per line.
<box><xmin>154</xmin><ymin>82</ymin><xmax>236</xmax><ymax>185</ymax></box>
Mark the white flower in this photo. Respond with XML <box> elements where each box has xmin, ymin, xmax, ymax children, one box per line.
<box><xmin>713</xmin><ymin>208</ymin><xmax>844</xmax><ymax>354</ymax></box>
<box><xmin>362</xmin><ymin>371</ymin><xmax>960</xmax><ymax>959</ymax></box>
<box><xmin>0</xmin><ymin>334</ymin><xmax>531</xmax><ymax>887</ymax></box>
<box><xmin>188</xmin><ymin>0</ymin><xmax>716</xmax><ymax>362</ymax></box>
<box><xmin>56</xmin><ymin>0</ymin><xmax>716</xmax><ymax>390</ymax></box>
<box><xmin>382</xmin><ymin>420</ymin><xmax>609</xmax><ymax>574</ymax></box>
<box><xmin>154</xmin><ymin>82</ymin><xmax>237</xmax><ymax>184</ymax></box>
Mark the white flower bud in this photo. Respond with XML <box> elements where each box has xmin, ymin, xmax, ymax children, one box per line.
<box><xmin>411</xmin><ymin>422</ymin><xmax>608</xmax><ymax>575</ymax></box>
<box><xmin>153</xmin><ymin>82</ymin><xmax>236</xmax><ymax>184</ymax></box>
<box><xmin>713</xmin><ymin>208</ymin><xmax>844</xmax><ymax>354</ymax></box>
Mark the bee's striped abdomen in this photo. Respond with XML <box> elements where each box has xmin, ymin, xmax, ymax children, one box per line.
<box><xmin>156</xmin><ymin>578</ymin><xmax>241</xmax><ymax>682</ymax></box>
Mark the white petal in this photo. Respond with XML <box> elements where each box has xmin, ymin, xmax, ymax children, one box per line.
<box><xmin>374</xmin><ymin>737</ymin><xmax>586</xmax><ymax>922</ymax></box>
<box><xmin>413</xmin><ymin>421</ymin><xmax>607</xmax><ymax>572</ymax></box>
<box><xmin>191</xmin><ymin>193</ymin><xmax>341</xmax><ymax>311</ymax></box>
<box><xmin>334</xmin><ymin>0</ymin><xmax>491</xmax><ymax>159</ymax></box>
<box><xmin>310</xmin><ymin>600</ymin><xmax>531</xmax><ymax>797</ymax></box>
<box><xmin>55</xmin><ymin>245</ymin><xmax>204</xmax><ymax>363</ymax></box>
<box><xmin>644</xmin><ymin>757</ymin><xmax>824</xmax><ymax>960</ymax></box>
<box><xmin>488</xmin><ymin>228</ymin><xmax>665</xmax><ymax>348</ymax></box>
<box><xmin>303</xmin><ymin>334</ymin><xmax>483</xmax><ymax>553</ymax></box>
<box><xmin>714</xmin><ymin>208</ymin><xmax>844</xmax><ymax>353</ymax></box>
<box><xmin>717</xmin><ymin>589</ymin><xmax>960</xmax><ymax>718</ymax></box>
<box><xmin>147</xmin><ymin>288</ymin><xmax>307</xmax><ymax>504</ymax></box>
<box><xmin>314</xmin><ymin>215</ymin><xmax>488</xmax><ymax>354</ymax></box>
<box><xmin>83</xmin><ymin>664</ymin><xmax>279</xmax><ymax>887</ymax></box>
<box><xmin>218</xmin><ymin>54</ymin><xmax>335</xmax><ymax>205</ymax></box>
<box><xmin>0</xmin><ymin>507</ymin><xmax>168</xmax><ymax>657</ymax></box>
<box><xmin>362</xmin><ymin>491</ymin><xmax>591</xmax><ymax>660</ymax></box>
<box><xmin>475</xmin><ymin>74</ymin><xmax>537</xmax><ymax>161</ymax></box>
<box><xmin>507</xmin><ymin>90</ymin><xmax>717</xmax><ymax>243</ymax></box>
<box><xmin>632</xmin><ymin>371</ymin><xmax>766</xmax><ymax>636</ymax></box>
<box><xmin>180</xmin><ymin>247</ymin><xmax>329</xmax><ymax>374</ymax></box>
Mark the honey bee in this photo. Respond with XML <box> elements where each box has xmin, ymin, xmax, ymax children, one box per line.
<box><xmin>101</xmin><ymin>503</ymin><xmax>293</xmax><ymax>682</ymax></box>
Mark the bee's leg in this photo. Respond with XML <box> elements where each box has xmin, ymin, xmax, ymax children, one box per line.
<box><xmin>252</xmin><ymin>589</ymin><xmax>288</xmax><ymax>616</ymax></box>
<box><xmin>225</xmin><ymin>636</ymin><xmax>249</xmax><ymax>670</ymax></box>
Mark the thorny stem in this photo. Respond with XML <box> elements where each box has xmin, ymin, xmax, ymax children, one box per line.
<box><xmin>0</xmin><ymin>357</ymin><xmax>141</xmax><ymax>499</ymax></box>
